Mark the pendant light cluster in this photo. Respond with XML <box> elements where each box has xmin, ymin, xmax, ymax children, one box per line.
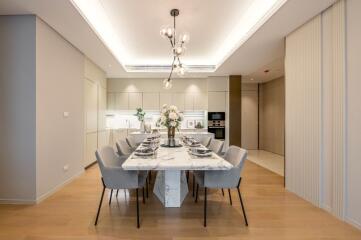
<box><xmin>160</xmin><ymin>9</ymin><xmax>190</xmax><ymax>89</ymax></box>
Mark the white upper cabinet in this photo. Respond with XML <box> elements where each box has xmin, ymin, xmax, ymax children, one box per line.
<box><xmin>194</xmin><ymin>92</ymin><xmax>208</xmax><ymax>110</ymax></box>
<box><xmin>128</xmin><ymin>92</ymin><xmax>143</xmax><ymax>110</ymax></box>
<box><xmin>143</xmin><ymin>92</ymin><xmax>159</xmax><ymax>110</ymax></box>
<box><xmin>172</xmin><ymin>93</ymin><xmax>185</xmax><ymax>111</ymax></box>
<box><xmin>107</xmin><ymin>92</ymin><xmax>116</xmax><ymax>111</ymax></box>
<box><xmin>115</xmin><ymin>92</ymin><xmax>129</xmax><ymax>110</ymax></box>
<box><xmin>159</xmin><ymin>93</ymin><xmax>172</xmax><ymax>107</ymax></box>
<box><xmin>184</xmin><ymin>93</ymin><xmax>194</xmax><ymax>111</ymax></box>
<box><xmin>208</xmin><ymin>91</ymin><xmax>226</xmax><ymax>112</ymax></box>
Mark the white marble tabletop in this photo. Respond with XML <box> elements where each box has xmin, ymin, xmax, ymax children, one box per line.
<box><xmin>122</xmin><ymin>141</ymin><xmax>233</xmax><ymax>171</ymax></box>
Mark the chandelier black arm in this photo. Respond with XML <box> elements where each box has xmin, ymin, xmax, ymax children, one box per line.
<box><xmin>167</xmin><ymin>56</ymin><xmax>176</xmax><ymax>80</ymax></box>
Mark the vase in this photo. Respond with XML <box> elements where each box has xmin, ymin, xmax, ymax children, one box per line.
<box><xmin>140</xmin><ymin>121</ymin><xmax>145</xmax><ymax>133</ymax></box>
<box><xmin>167</xmin><ymin>127</ymin><xmax>175</xmax><ymax>139</ymax></box>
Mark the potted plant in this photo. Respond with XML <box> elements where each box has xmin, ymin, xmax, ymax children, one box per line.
<box><xmin>134</xmin><ymin>108</ymin><xmax>146</xmax><ymax>133</ymax></box>
<box><xmin>157</xmin><ymin>104</ymin><xmax>183</xmax><ymax>139</ymax></box>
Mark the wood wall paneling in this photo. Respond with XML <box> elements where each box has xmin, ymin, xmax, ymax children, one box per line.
<box><xmin>229</xmin><ymin>75</ymin><xmax>242</xmax><ymax>147</ymax></box>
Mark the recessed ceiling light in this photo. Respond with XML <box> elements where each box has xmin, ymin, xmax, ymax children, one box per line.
<box><xmin>264</xmin><ymin>69</ymin><xmax>270</xmax><ymax>73</ymax></box>
<box><xmin>70</xmin><ymin>0</ymin><xmax>287</xmax><ymax>72</ymax></box>
<box><xmin>250</xmin><ymin>78</ymin><xmax>254</xmax><ymax>81</ymax></box>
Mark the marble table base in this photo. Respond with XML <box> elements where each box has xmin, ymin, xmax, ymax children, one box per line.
<box><xmin>153</xmin><ymin>170</ymin><xmax>189</xmax><ymax>207</ymax></box>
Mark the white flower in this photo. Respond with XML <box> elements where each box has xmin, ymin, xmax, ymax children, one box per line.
<box><xmin>162</xmin><ymin>104</ymin><xmax>168</xmax><ymax>109</ymax></box>
<box><xmin>169</xmin><ymin>105</ymin><xmax>178</xmax><ymax>111</ymax></box>
<box><xmin>170</xmin><ymin>121</ymin><xmax>176</xmax><ymax>127</ymax></box>
<box><xmin>169</xmin><ymin>112</ymin><xmax>177</xmax><ymax>120</ymax></box>
<box><xmin>161</xmin><ymin>116</ymin><xmax>166</xmax><ymax>122</ymax></box>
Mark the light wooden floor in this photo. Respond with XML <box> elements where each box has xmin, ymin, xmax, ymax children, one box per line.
<box><xmin>0</xmin><ymin>161</ymin><xmax>360</xmax><ymax>240</ymax></box>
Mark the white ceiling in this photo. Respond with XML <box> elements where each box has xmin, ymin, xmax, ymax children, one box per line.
<box><xmin>0</xmin><ymin>0</ymin><xmax>336</xmax><ymax>81</ymax></box>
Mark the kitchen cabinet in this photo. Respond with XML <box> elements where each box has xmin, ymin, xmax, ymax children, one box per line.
<box><xmin>128</xmin><ymin>92</ymin><xmax>143</xmax><ymax>110</ymax></box>
<box><xmin>184</xmin><ymin>92</ymin><xmax>207</xmax><ymax>111</ymax></box>
<box><xmin>143</xmin><ymin>92</ymin><xmax>159</xmax><ymax>110</ymax></box>
<box><xmin>172</xmin><ymin>93</ymin><xmax>185</xmax><ymax>111</ymax></box>
<box><xmin>184</xmin><ymin>93</ymin><xmax>194</xmax><ymax>111</ymax></box>
<box><xmin>115</xmin><ymin>92</ymin><xmax>129</xmax><ymax>110</ymax></box>
<box><xmin>107</xmin><ymin>93</ymin><xmax>116</xmax><ymax>111</ymax></box>
<box><xmin>208</xmin><ymin>91</ymin><xmax>226</xmax><ymax>112</ymax></box>
<box><xmin>159</xmin><ymin>92</ymin><xmax>172</xmax><ymax>107</ymax></box>
<box><xmin>194</xmin><ymin>92</ymin><xmax>207</xmax><ymax>110</ymax></box>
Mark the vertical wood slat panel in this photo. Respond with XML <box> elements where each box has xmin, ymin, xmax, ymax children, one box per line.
<box><xmin>285</xmin><ymin>15</ymin><xmax>322</xmax><ymax>206</ymax></box>
<box><xmin>331</xmin><ymin>0</ymin><xmax>345</xmax><ymax>219</ymax></box>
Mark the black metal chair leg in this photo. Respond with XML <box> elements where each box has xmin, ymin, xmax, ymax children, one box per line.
<box><xmin>109</xmin><ymin>189</ymin><xmax>113</xmax><ymax>205</ymax></box>
<box><xmin>116</xmin><ymin>189</ymin><xmax>119</xmax><ymax>197</ymax></box>
<box><xmin>186</xmin><ymin>171</ymin><xmax>189</xmax><ymax>183</ymax></box>
<box><xmin>228</xmin><ymin>189</ymin><xmax>232</xmax><ymax>205</ymax></box>
<box><xmin>136</xmin><ymin>188</ymin><xmax>140</xmax><ymax>228</ymax></box>
<box><xmin>95</xmin><ymin>180</ymin><xmax>106</xmax><ymax>226</ymax></box>
<box><xmin>142</xmin><ymin>187</ymin><xmax>146</xmax><ymax>204</ymax></box>
<box><xmin>146</xmin><ymin>178</ymin><xmax>149</xmax><ymax>198</ymax></box>
<box><xmin>195</xmin><ymin>184</ymin><xmax>199</xmax><ymax>203</ymax></box>
<box><xmin>204</xmin><ymin>187</ymin><xmax>207</xmax><ymax>227</ymax></box>
<box><xmin>149</xmin><ymin>171</ymin><xmax>152</xmax><ymax>183</ymax></box>
<box><xmin>237</xmin><ymin>187</ymin><xmax>248</xmax><ymax>226</ymax></box>
<box><xmin>192</xmin><ymin>175</ymin><xmax>195</xmax><ymax>197</ymax></box>
<box><xmin>221</xmin><ymin>188</ymin><xmax>224</xmax><ymax>196</ymax></box>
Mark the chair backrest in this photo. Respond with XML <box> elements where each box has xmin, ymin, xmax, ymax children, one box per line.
<box><xmin>203</xmin><ymin>146</ymin><xmax>247</xmax><ymax>189</ymax></box>
<box><xmin>208</xmin><ymin>139</ymin><xmax>224</xmax><ymax>154</ymax></box>
<box><xmin>224</xmin><ymin>145</ymin><xmax>247</xmax><ymax>171</ymax></box>
<box><xmin>116</xmin><ymin>139</ymin><xmax>133</xmax><ymax>156</ymax></box>
<box><xmin>201</xmin><ymin>136</ymin><xmax>212</xmax><ymax>147</ymax></box>
<box><xmin>95</xmin><ymin>146</ymin><xmax>138</xmax><ymax>189</ymax></box>
<box><xmin>126</xmin><ymin>136</ymin><xmax>137</xmax><ymax>149</ymax></box>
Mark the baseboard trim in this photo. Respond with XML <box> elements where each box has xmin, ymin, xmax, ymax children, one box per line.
<box><xmin>346</xmin><ymin>217</ymin><xmax>361</xmax><ymax>231</ymax></box>
<box><xmin>85</xmin><ymin>160</ymin><xmax>97</xmax><ymax>169</ymax></box>
<box><xmin>35</xmin><ymin>170</ymin><xmax>84</xmax><ymax>204</ymax></box>
<box><xmin>0</xmin><ymin>198</ymin><xmax>36</xmax><ymax>204</ymax></box>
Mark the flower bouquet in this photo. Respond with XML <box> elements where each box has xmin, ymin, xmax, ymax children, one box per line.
<box><xmin>157</xmin><ymin>104</ymin><xmax>183</xmax><ymax>139</ymax></box>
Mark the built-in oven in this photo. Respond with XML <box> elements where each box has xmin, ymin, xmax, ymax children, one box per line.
<box><xmin>208</xmin><ymin>112</ymin><xmax>225</xmax><ymax>140</ymax></box>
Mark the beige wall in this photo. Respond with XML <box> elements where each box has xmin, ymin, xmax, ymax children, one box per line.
<box><xmin>0</xmin><ymin>16</ymin><xmax>37</xmax><ymax>202</ymax></box>
<box><xmin>259</xmin><ymin>77</ymin><xmax>285</xmax><ymax>155</ymax></box>
<box><xmin>35</xmin><ymin>18</ymin><xmax>85</xmax><ymax>200</ymax></box>
<box><xmin>241</xmin><ymin>83</ymin><xmax>258</xmax><ymax>150</ymax></box>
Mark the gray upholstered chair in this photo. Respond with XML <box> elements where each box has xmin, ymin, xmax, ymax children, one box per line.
<box><xmin>94</xmin><ymin>146</ymin><xmax>147</xmax><ymax>228</ymax></box>
<box><xmin>116</xmin><ymin>139</ymin><xmax>133</xmax><ymax>157</ymax></box>
<box><xmin>192</xmin><ymin>138</ymin><xmax>224</xmax><ymax>196</ymax></box>
<box><xmin>201</xmin><ymin>136</ymin><xmax>212</xmax><ymax>148</ymax></box>
<box><xmin>126</xmin><ymin>136</ymin><xmax>140</xmax><ymax>150</ymax></box>
<box><xmin>193</xmin><ymin>146</ymin><xmax>248</xmax><ymax>227</ymax></box>
<box><xmin>208</xmin><ymin>139</ymin><xmax>224</xmax><ymax>154</ymax></box>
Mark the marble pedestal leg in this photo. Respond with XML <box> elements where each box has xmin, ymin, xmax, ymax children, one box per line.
<box><xmin>153</xmin><ymin>170</ymin><xmax>189</xmax><ymax>207</ymax></box>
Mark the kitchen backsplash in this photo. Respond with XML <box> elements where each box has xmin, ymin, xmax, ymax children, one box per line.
<box><xmin>106</xmin><ymin>110</ymin><xmax>207</xmax><ymax>129</ymax></box>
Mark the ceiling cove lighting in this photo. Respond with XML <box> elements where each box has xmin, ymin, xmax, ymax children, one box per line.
<box><xmin>160</xmin><ymin>9</ymin><xmax>189</xmax><ymax>89</ymax></box>
<box><xmin>70</xmin><ymin>0</ymin><xmax>287</xmax><ymax>72</ymax></box>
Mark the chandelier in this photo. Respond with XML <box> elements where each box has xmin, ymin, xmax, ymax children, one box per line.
<box><xmin>160</xmin><ymin>9</ymin><xmax>190</xmax><ymax>89</ymax></box>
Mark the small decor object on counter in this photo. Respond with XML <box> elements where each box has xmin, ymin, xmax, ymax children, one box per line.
<box><xmin>187</xmin><ymin>120</ymin><xmax>195</xmax><ymax>129</ymax></box>
<box><xmin>195</xmin><ymin>120</ymin><xmax>204</xmax><ymax>129</ymax></box>
<box><xmin>134</xmin><ymin>108</ymin><xmax>146</xmax><ymax>133</ymax></box>
<box><xmin>157</xmin><ymin>104</ymin><xmax>183</xmax><ymax>145</ymax></box>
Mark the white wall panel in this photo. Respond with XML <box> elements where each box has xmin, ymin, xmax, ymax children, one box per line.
<box><xmin>285</xmin><ymin>15</ymin><xmax>322</xmax><ymax>206</ymax></box>
<box><xmin>346</xmin><ymin>0</ymin><xmax>361</xmax><ymax>230</ymax></box>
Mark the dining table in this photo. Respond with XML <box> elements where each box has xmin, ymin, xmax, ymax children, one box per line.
<box><xmin>122</xmin><ymin>138</ymin><xmax>233</xmax><ymax>207</ymax></box>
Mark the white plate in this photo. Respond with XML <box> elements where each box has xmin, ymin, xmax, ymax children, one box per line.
<box><xmin>191</xmin><ymin>152</ymin><xmax>212</xmax><ymax>157</ymax></box>
<box><xmin>134</xmin><ymin>151</ymin><xmax>154</xmax><ymax>156</ymax></box>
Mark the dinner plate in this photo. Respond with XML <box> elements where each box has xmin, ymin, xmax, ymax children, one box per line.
<box><xmin>134</xmin><ymin>151</ymin><xmax>154</xmax><ymax>156</ymax></box>
<box><xmin>191</xmin><ymin>152</ymin><xmax>212</xmax><ymax>157</ymax></box>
